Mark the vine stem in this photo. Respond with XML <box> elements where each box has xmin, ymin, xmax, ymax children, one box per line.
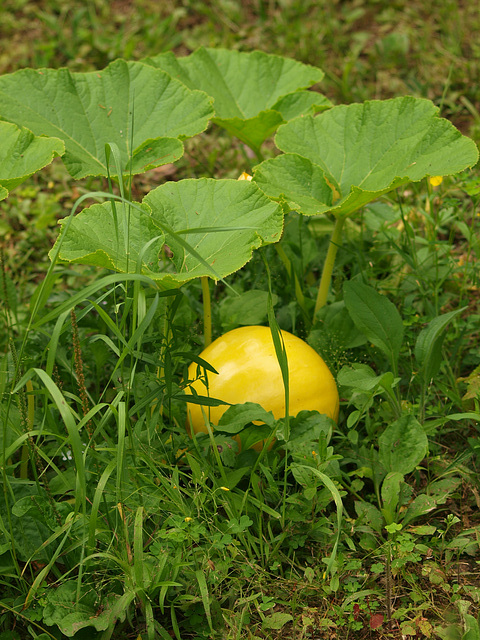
<box><xmin>201</xmin><ymin>276</ymin><xmax>212</xmax><ymax>347</ymax></box>
<box><xmin>313</xmin><ymin>215</ymin><xmax>346</xmax><ymax>319</ymax></box>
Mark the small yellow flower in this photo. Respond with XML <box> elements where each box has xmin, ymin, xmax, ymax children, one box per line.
<box><xmin>238</xmin><ymin>171</ymin><xmax>252</xmax><ymax>181</ymax></box>
<box><xmin>312</xmin><ymin>451</ymin><xmax>317</xmax><ymax>457</ymax></box>
<box><xmin>429</xmin><ymin>176</ymin><xmax>443</xmax><ymax>187</ymax></box>
<box><xmin>184</xmin><ymin>517</ymin><xmax>193</xmax><ymax>522</ymax></box>
<box><xmin>220</xmin><ymin>486</ymin><xmax>230</xmax><ymax>491</ymax></box>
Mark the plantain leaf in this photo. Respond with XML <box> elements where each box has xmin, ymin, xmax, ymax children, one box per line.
<box><xmin>343</xmin><ymin>280</ymin><xmax>404</xmax><ymax>369</ymax></box>
<box><xmin>378</xmin><ymin>414</ymin><xmax>428</xmax><ymax>476</ymax></box>
<box><xmin>262</xmin><ymin>612</ymin><xmax>294</xmax><ymax>630</ymax></box>
<box><xmin>380</xmin><ymin>471</ymin><xmax>404</xmax><ymax>524</ymax></box>
<box><xmin>0</xmin><ymin>483</ymin><xmax>52</xmax><ymax>562</ymax></box>
<box><xmin>43</xmin><ymin>581</ymin><xmax>129</xmax><ymax>636</ymax></box>
<box><xmin>415</xmin><ymin>307</ymin><xmax>467</xmax><ymax>383</ymax></box>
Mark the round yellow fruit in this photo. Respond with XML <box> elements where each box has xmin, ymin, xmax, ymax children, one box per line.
<box><xmin>185</xmin><ymin>325</ymin><xmax>339</xmax><ymax>450</ymax></box>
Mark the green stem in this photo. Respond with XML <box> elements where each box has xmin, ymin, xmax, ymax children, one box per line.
<box><xmin>314</xmin><ymin>215</ymin><xmax>346</xmax><ymax>319</ymax></box>
<box><xmin>201</xmin><ymin>276</ymin><xmax>212</xmax><ymax>348</ymax></box>
<box><xmin>274</xmin><ymin>244</ymin><xmax>311</xmax><ymax>328</ymax></box>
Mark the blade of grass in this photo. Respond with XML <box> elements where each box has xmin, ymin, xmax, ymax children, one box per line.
<box><xmin>195</xmin><ymin>569</ymin><xmax>213</xmax><ymax>634</ymax></box>
<box><xmin>295</xmin><ymin>464</ymin><xmax>343</xmax><ymax>577</ymax></box>
<box><xmin>263</xmin><ymin>252</ymin><xmax>291</xmax><ymax>528</ymax></box>
<box><xmin>87</xmin><ymin>459</ymin><xmax>117</xmax><ymax>554</ymax></box>
<box><xmin>201</xmin><ymin>276</ymin><xmax>212</xmax><ymax>347</ymax></box>
<box><xmin>32</xmin><ymin>273</ymin><xmax>158</xmax><ymax>329</ymax></box>
<box><xmin>116</xmin><ymin>402</ymin><xmax>127</xmax><ymax>506</ymax></box>
<box><xmin>13</xmin><ymin>368</ymin><xmax>86</xmax><ymax>511</ymax></box>
<box><xmin>23</xmin><ymin>516</ymin><xmax>78</xmax><ymax>608</ymax></box>
<box><xmin>133</xmin><ymin>506</ymin><xmax>146</xmax><ymax>607</ymax></box>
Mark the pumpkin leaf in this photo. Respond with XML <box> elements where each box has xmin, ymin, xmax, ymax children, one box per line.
<box><xmin>271</xmin><ymin>90</ymin><xmax>332</xmax><ymax>121</ymax></box>
<box><xmin>0</xmin><ymin>60</ymin><xmax>213</xmax><ymax>178</ymax></box>
<box><xmin>214</xmin><ymin>110</ymin><xmax>285</xmax><ymax>156</ymax></box>
<box><xmin>257</xmin><ymin>96</ymin><xmax>479</xmax><ymax>217</ymax></box>
<box><xmin>0</xmin><ymin>121</ymin><xmax>64</xmax><ymax>199</ymax></box>
<box><xmin>253</xmin><ymin>153</ymin><xmax>337</xmax><ymax>215</ymax></box>
<box><xmin>52</xmin><ymin>178</ymin><xmax>284</xmax><ymax>287</ymax></box>
<box><xmin>220</xmin><ymin>289</ymin><xmax>277</xmax><ymax>330</ymax></box>
<box><xmin>147</xmin><ymin>47</ymin><xmax>325</xmax><ymax>153</ymax></box>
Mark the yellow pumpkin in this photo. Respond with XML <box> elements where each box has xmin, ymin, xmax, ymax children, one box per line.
<box><xmin>185</xmin><ymin>325</ymin><xmax>339</xmax><ymax>450</ymax></box>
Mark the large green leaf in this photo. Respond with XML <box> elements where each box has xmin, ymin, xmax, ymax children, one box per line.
<box><xmin>51</xmin><ymin>201</ymin><xmax>163</xmax><ymax>273</ymax></box>
<box><xmin>272</xmin><ymin>90</ymin><xmax>331</xmax><ymax>122</ymax></box>
<box><xmin>255</xmin><ymin>96</ymin><xmax>479</xmax><ymax>217</ymax></box>
<box><xmin>0</xmin><ymin>121</ymin><xmax>64</xmax><ymax>200</ymax></box>
<box><xmin>0</xmin><ymin>60</ymin><xmax>214</xmax><ymax>178</ymax></box>
<box><xmin>52</xmin><ymin>178</ymin><xmax>283</xmax><ymax>287</ymax></box>
<box><xmin>252</xmin><ymin>153</ymin><xmax>336</xmax><ymax>215</ymax></box>
<box><xmin>147</xmin><ymin>47</ymin><xmax>327</xmax><ymax>153</ymax></box>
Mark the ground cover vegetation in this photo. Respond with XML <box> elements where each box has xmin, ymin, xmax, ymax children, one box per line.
<box><xmin>0</xmin><ymin>1</ymin><xmax>480</xmax><ymax>639</ymax></box>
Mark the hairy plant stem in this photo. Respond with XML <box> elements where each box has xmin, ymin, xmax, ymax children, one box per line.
<box><xmin>314</xmin><ymin>215</ymin><xmax>346</xmax><ymax>318</ymax></box>
<box><xmin>201</xmin><ymin>276</ymin><xmax>212</xmax><ymax>347</ymax></box>
<box><xmin>386</xmin><ymin>540</ymin><xmax>393</xmax><ymax>629</ymax></box>
<box><xmin>0</xmin><ymin>247</ymin><xmax>12</xmax><ymax>329</ymax></box>
<box><xmin>71</xmin><ymin>309</ymin><xmax>93</xmax><ymax>444</ymax></box>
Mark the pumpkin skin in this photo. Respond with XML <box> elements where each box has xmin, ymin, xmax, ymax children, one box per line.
<box><xmin>185</xmin><ymin>326</ymin><xmax>339</xmax><ymax>449</ymax></box>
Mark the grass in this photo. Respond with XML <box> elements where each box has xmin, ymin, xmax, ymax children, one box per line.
<box><xmin>0</xmin><ymin>1</ymin><xmax>480</xmax><ymax>639</ymax></box>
